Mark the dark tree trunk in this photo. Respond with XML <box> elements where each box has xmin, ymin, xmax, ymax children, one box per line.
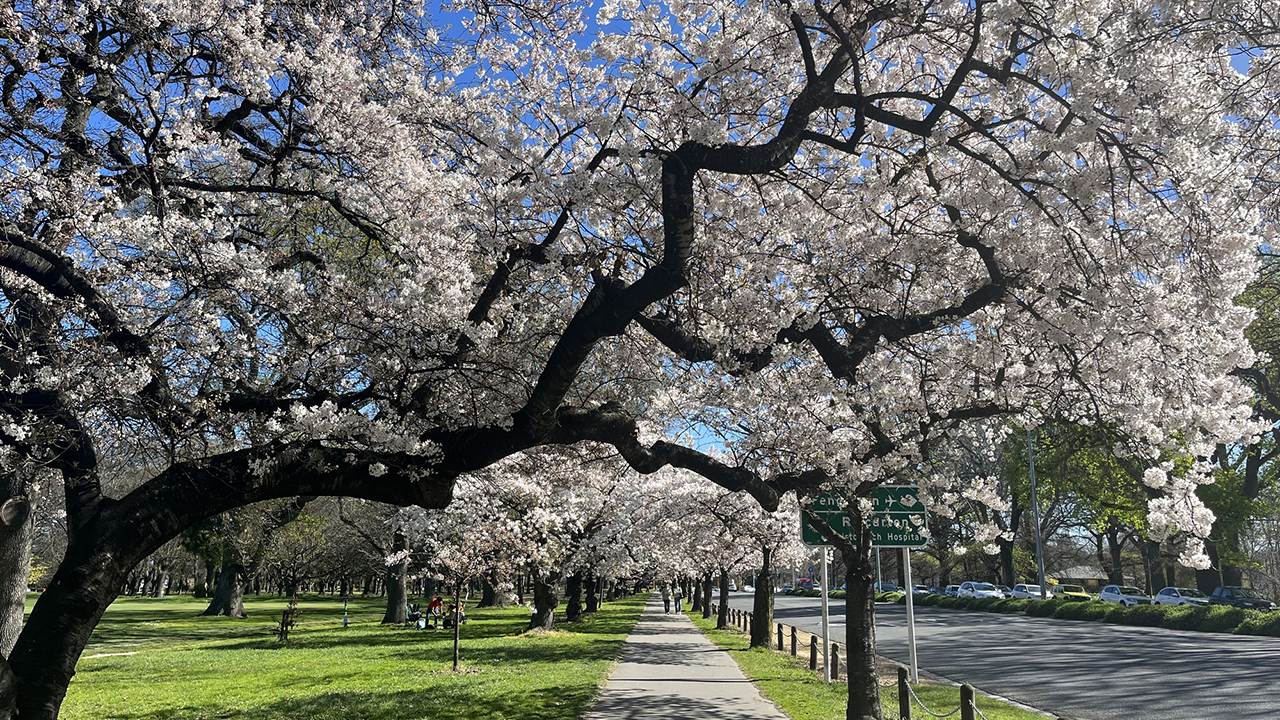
<box><xmin>691</xmin><ymin>576</ymin><xmax>703</xmax><ymax>613</ymax></box>
<box><xmin>529</xmin><ymin>572</ymin><xmax>559</xmax><ymax>631</ymax></box>
<box><xmin>381</xmin><ymin>531</ymin><xmax>408</xmax><ymax>624</ymax></box>
<box><xmin>565</xmin><ymin>571</ymin><xmax>584</xmax><ymax>622</ymax></box>
<box><xmin>843</xmin><ymin>511</ymin><xmax>882</xmax><ymax>720</ymax></box>
<box><xmin>149</xmin><ymin>568</ymin><xmax>169</xmax><ymax>598</ymax></box>
<box><xmin>1143</xmin><ymin>539</ymin><xmax>1162</xmax><ymax>594</ymax></box>
<box><xmin>750</xmin><ymin>546</ymin><xmax>774</xmax><ymax>649</ymax></box>
<box><xmin>1106</xmin><ymin>527</ymin><xmax>1124</xmax><ymax>584</ymax></box>
<box><xmin>716</xmin><ymin>569</ymin><xmax>729</xmax><ymax>630</ymax></box>
<box><xmin>701</xmin><ymin>572</ymin><xmax>713</xmax><ymax>619</ymax></box>
<box><xmin>194</xmin><ymin>561</ymin><xmax>215</xmax><ymax>599</ymax></box>
<box><xmin>477</xmin><ymin>573</ymin><xmax>498</xmax><ymax>608</ymax></box>
<box><xmin>585</xmin><ymin>574</ymin><xmax>600</xmax><ymax>613</ymax></box>
<box><xmin>201</xmin><ymin>564</ymin><xmax>248</xmax><ymax>618</ymax></box>
<box><xmin>0</xmin><ymin>487</ymin><xmax>33</xmax><ymax>657</ymax></box>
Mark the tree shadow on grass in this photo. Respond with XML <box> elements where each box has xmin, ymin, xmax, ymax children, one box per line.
<box><xmin>109</xmin><ymin>685</ymin><xmax>600</xmax><ymax>720</ymax></box>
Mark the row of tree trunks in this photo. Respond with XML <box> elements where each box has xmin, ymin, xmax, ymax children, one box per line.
<box><xmin>529</xmin><ymin>570</ymin><xmax>560</xmax><ymax>631</ymax></box>
<box><xmin>380</xmin><ymin>531</ymin><xmax>409</xmax><ymax>624</ymax></box>
<box><xmin>701</xmin><ymin>572</ymin><xmax>713</xmax><ymax>619</ymax></box>
<box><xmin>565</xmin><ymin>571</ymin><xmax>584</xmax><ymax>622</ymax></box>
<box><xmin>749</xmin><ymin>546</ymin><xmax>774</xmax><ymax>649</ymax></box>
<box><xmin>716</xmin><ymin>570</ymin><xmax>729</xmax><ymax>629</ymax></box>
<box><xmin>585</xmin><ymin>575</ymin><xmax>600</xmax><ymax>613</ymax></box>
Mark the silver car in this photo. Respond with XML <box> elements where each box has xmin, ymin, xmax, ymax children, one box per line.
<box><xmin>958</xmin><ymin>581</ymin><xmax>1003</xmax><ymax>599</ymax></box>
<box><xmin>1011</xmin><ymin>583</ymin><xmax>1054</xmax><ymax>600</ymax></box>
<box><xmin>1153</xmin><ymin>587</ymin><xmax>1209</xmax><ymax>606</ymax></box>
<box><xmin>1099</xmin><ymin>585</ymin><xmax>1152</xmax><ymax>606</ymax></box>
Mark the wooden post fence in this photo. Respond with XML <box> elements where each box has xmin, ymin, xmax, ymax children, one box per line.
<box><xmin>960</xmin><ymin>684</ymin><xmax>976</xmax><ymax>720</ymax></box>
<box><xmin>831</xmin><ymin>642</ymin><xmax>840</xmax><ymax>680</ymax></box>
<box><xmin>790</xmin><ymin>626</ymin><xmax>797</xmax><ymax>657</ymax></box>
<box><xmin>809</xmin><ymin>638</ymin><xmax>817</xmax><ymax>670</ymax></box>
<box><xmin>898</xmin><ymin>666</ymin><xmax>911</xmax><ymax>720</ymax></box>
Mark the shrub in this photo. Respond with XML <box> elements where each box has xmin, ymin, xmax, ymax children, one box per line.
<box><xmin>938</xmin><ymin>596</ymin><xmax>963</xmax><ymax>609</ymax></box>
<box><xmin>1235</xmin><ymin>611</ymin><xmax>1280</xmax><ymax>637</ymax></box>
<box><xmin>1054</xmin><ymin>601</ymin><xmax>1110</xmax><ymax>622</ymax></box>
<box><xmin>1104</xmin><ymin>604</ymin><xmax>1168</xmax><ymax>627</ymax></box>
<box><xmin>1024</xmin><ymin>599</ymin><xmax>1063</xmax><ymax>617</ymax></box>
<box><xmin>829</xmin><ymin>590</ymin><xmax>846</xmax><ymax>600</ymax></box>
<box><xmin>1001</xmin><ymin>599</ymin><xmax>1031</xmax><ymax>614</ymax></box>
<box><xmin>990</xmin><ymin>598</ymin><xmax>1030</xmax><ymax>613</ymax></box>
<box><xmin>969</xmin><ymin>598</ymin><xmax>1000</xmax><ymax>612</ymax></box>
<box><xmin>1161</xmin><ymin>605</ymin><xmax>1248</xmax><ymax>633</ymax></box>
<box><xmin>915</xmin><ymin>594</ymin><xmax>942</xmax><ymax>607</ymax></box>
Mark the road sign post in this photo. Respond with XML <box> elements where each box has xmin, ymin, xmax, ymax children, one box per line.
<box><xmin>801</xmin><ymin>486</ymin><xmax>927</xmax><ymax>548</ymax></box>
<box><xmin>802</xmin><ymin>486</ymin><xmax>926</xmax><ymax>688</ymax></box>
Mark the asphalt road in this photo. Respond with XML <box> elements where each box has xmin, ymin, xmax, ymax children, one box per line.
<box><xmin>724</xmin><ymin>592</ymin><xmax>1280</xmax><ymax>720</ymax></box>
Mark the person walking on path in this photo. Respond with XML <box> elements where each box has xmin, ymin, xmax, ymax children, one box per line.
<box><xmin>661</xmin><ymin>584</ymin><xmax>672</xmax><ymax>614</ymax></box>
<box><xmin>583</xmin><ymin>593</ymin><xmax>789</xmax><ymax>720</ymax></box>
<box><xmin>673</xmin><ymin>583</ymin><xmax>683</xmax><ymax>613</ymax></box>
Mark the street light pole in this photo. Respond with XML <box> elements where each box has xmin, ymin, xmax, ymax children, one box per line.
<box><xmin>1028</xmin><ymin>429</ymin><xmax>1048</xmax><ymax>600</ymax></box>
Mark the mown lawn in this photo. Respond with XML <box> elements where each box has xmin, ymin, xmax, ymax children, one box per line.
<box><xmin>685</xmin><ymin>610</ymin><xmax>1049</xmax><ymax>720</ymax></box>
<box><xmin>35</xmin><ymin>592</ymin><xmax>644</xmax><ymax>720</ymax></box>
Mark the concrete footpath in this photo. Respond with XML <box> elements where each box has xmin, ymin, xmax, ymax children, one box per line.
<box><xmin>583</xmin><ymin>594</ymin><xmax>789</xmax><ymax>720</ymax></box>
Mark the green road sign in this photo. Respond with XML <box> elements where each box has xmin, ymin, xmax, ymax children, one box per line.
<box><xmin>801</xmin><ymin>486</ymin><xmax>927</xmax><ymax>548</ymax></box>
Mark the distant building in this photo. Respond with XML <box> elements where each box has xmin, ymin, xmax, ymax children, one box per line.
<box><xmin>1050</xmin><ymin>565</ymin><xmax>1109</xmax><ymax>590</ymax></box>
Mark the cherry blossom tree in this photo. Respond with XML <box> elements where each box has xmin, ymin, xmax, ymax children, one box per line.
<box><xmin>2</xmin><ymin>0</ymin><xmax>1278</xmax><ymax>718</ymax></box>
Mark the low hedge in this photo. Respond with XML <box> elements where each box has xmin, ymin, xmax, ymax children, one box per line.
<box><xmin>1023</xmin><ymin>598</ymin><xmax>1064</xmax><ymax>617</ymax></box>
<box><xmin>786</xmin><ymin>588</ymin><xmax>1277</xmax><ymax>636</ymax></box>
<box><xmin>1235</xmin><ymin>610</ymin><xmax>1280</xmax><ymax>636</ymax></box>
<box><xmin>1054</xmin><ymin>601</ymin><xmax>1110</xmax><ymax>622</ymax></box>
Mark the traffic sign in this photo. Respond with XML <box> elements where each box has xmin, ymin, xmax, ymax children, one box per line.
<box><xmin>801</xmin><ymin>486</ymin><xmax>927</xmax><ymax>548</ymax></box>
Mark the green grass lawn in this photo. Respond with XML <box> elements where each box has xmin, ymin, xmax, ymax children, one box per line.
<box><xmin>38</xmin><ymin>592</ymin><xmax>644</xmax><ymax>720</ymax></box>
<box><xmin>685</xmin><ymin>611</ymin><xmax>1048</xmax><ymax>720</ymax></box>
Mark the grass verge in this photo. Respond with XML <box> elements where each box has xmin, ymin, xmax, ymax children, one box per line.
<box><xmin>52</xmin><ymin>592</ymin><xmax>645</xmax><ymax>720</ymax></box>
<box><xmin>685</xmin><ymin>610</ymin><xmax>1048</xmax><ymax>720</ymax></box>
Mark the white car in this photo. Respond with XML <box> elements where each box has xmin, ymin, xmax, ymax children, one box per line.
<box><xmin>1153</xmin><ymin>587</ymin><xmax>1209</xmax><ymax>606</ymax></box>
<box><xmin>1011</xmin><ymin>584</ymin><xmax>1054</xmax><ymax>600</ymax></box>
<box><xmin>742</xmin><ymin>584</ymin><xmax>755</xmax><ymax>593</ymax></box>
<box><xmin>958</xmin><ymin>581</ymin><xmax>1003</xmax><ymax>599</ymax></box>
<box><xmin>1099</xmin><ymin>585</ymin><xmax>1153</xmax><ymax>606</ymax></box>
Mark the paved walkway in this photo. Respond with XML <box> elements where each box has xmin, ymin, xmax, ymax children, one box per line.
<box><xmin>583</xmin><ymin>594</ymin><xmax>789</xmax><ymax>720</ymax></box>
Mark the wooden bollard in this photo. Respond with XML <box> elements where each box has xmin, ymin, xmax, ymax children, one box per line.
<box><xmin>961</xmin><ymin>684</ymin><xmax>976</xmax><ymax>720</ymax></box>
<box><xmin>898</xmin><ymin>666</ymin><xmax>911</xmax><ymax>720</ymax></box>
<box><xmin>776</xmin><ymin>623</ymin><xmax>783</xmax><ymax>649</ymax></box>
<box><xmin>744</xmin><ymin>612</ymin><xmax>750</xmax><ymax>633</ymax></box>
<box><xmin>831</xmin><ymin>642</ymin><xmax>840</xmax><ymax>680</ymax></box>
<box><xmin>809</xmin><ymin>638</ymin><xmax>818</xmax><ymax>670</ymax></box>
<box><xmin>790</xmin><ymin>626</ymin><xmax>797</xmax><ymax>656</ymax></box>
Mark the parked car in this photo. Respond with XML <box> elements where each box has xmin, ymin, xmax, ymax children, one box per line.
<box><xmin>1209</xmin><ymin>586</ymin><xmax>1277</xmax><ymax>611</ymax></box>
<box><xmin>874</xmin><ymin>582</ymin><xmax>899</xmax><ymax>593</ymax></box>
<box><xmin>728</xmin><ymin>581</ymin><xmax>738</xmax><ymax>591</ymax></box>
<box><xmin>742</xmin><ymin>584</ymin><xmax>755</xmax><ymax>593</ymax></box>
<box><xmin>958</xmin><ymin>581</ymin><xmax>1004</xmax><ymax>599</ymax></box>
<box><xmin>1011</xmin><ymin>583</ymin><xmax>1054</xmax><ymax>600</ymax></box>
<box><xmin>944</xmin><ymin>584</ymin><xmax>961</xmax><ymax>597</ymax></box>
<box><xmin>1051</xmin><ymin>584</ymin><xmax>1092</xmax><ymax>602</ymax></box>
<box><xmin>995</xmin><ymin>585</ymin><xmax>1013</xmax><ymax>598</ymax></box>
<box><xmin>1099</xmin><ymin>585</ymin><xmax>1153</xmax><ymax>606</ymax></box>
<box><xmin>1153</xmin><ymin>587</ymin><xmax>1209</xmax><ymax>607</ymax></box>
<box><xmin>912</xmin><ymin>585</ymin><xmax>930</xmax><ymax>595</ymax></box>
<box><xmin>781</xmin><ymin>583</ymin><xmax>793</xmax><ymax>592</ymax></box>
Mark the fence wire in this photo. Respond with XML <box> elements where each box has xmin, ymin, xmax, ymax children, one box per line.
<box><xmin>971</xmin><ymin>698</ymin><xmax>989</xmax><ymax>720</ymax></box>
<box><xmin>906</xmin><ymin>684</ymin><xmax>963</xmax><ymax>718</ymax></box>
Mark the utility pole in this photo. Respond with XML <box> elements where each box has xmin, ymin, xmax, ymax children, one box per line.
<box><xmin>1028</xmin><ymin>429</ymin><xmax>1048</xmax><ymax>600</ymax></box>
